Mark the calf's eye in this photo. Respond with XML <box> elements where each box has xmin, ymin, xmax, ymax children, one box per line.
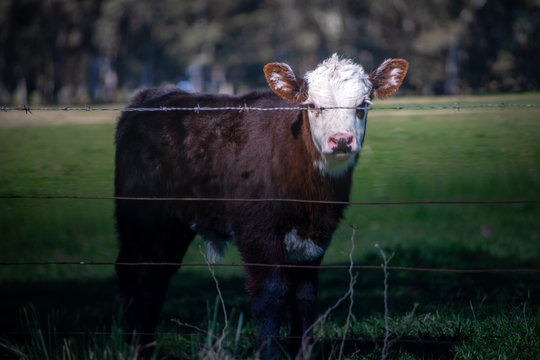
<box><xmin>356</xmin><ymin>101</ymin><xmax>371</xmax><ymax>118</ymax></box>
<box><xmin>304</xmin><ymin>101</ymin><xmax>321</xmax><ymax>116</ymax></box>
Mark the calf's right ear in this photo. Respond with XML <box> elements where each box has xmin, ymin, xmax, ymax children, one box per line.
<box><xmin>264</xmin><ymin>63</ymin><xmax>304</xmax><ymax>103</ymax></box>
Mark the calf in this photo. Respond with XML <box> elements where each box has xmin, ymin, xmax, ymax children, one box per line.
<box><xmin>115</xmin><ymin>54</ymin><xmax>408</xmax><ymax>359</ymax></box>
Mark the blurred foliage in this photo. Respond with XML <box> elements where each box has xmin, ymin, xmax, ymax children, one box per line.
<box><xmin>0</xmin><ymin>0</ymin><xmax>539</xmax><ymax>104</ymax></box>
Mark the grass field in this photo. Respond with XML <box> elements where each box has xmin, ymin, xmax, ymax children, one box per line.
<box><xmin>0</xmin><ymin>93</ymin><xmax>539</xmax><ymax>359</ymax></box>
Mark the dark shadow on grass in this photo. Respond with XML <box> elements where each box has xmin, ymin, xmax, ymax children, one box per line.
<box><xmin>0</xmin><ymin>245</ymin><xmax>538</xmax><ymax>359</ymax></box>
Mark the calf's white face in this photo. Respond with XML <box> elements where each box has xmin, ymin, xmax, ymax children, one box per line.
<box><xmin>304</xmin><ymin>55</ymin><xmax>371</xmax><ymax>174</ymax></box>
<box><xmin>264</xmin><ymin>54</ymin><xmax>408</xmax><ymax>177</ymax></box>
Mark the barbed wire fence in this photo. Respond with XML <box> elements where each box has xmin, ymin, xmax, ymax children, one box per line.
<box><xmin>1</xmin><ymin>102</ymin><xmax>539</xmax><ymax>357</ymax></box>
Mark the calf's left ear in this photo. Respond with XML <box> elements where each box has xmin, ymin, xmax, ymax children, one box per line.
<box><xmin>264</xmin><ymin>63</ymin><xmax>305</xmax><ymax>103</ymax></box>
<box><xmin>369</xmin><ymin>59</ymin><xmax>409</xmax><ymax>99</ymax></box>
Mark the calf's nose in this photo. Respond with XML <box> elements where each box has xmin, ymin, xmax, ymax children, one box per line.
<box><xmin>328</xmin><ymin>134</ymin><xmax>357</xmax><ymax>153</ymax></box>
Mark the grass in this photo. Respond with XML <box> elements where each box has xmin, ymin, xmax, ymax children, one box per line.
<box><xmin>0</xmin><ymin>93</ymin><xmax>539</xmax><ymax>359</ymax></box>
<box><xmin>0</xmin><ymin>124</ymin><xmax>116</xmax><ymax>280</ymax></box>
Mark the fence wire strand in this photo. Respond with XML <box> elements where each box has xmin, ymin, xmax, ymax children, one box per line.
<box><xmin>1</xmin><ymin>194</ymin><xmax>539</xmax><ymax>205</ymax></box>
<box><xmin>1</xmin><ymin>103</ymin><xmax>540</xmax><ymax>114</ymax></box>
<box><xmin>0</xmin><ymin>260</ymin><xmax>538</xmax><ymax>273</ymax></box>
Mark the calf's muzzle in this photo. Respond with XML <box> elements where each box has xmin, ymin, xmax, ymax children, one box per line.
<box><xmin>328</xmin><ymin>134</ymin><xmax>356</xmax><ymax>154</ymax></box>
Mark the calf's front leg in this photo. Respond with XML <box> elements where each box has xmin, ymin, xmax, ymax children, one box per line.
<box><xmin>288</xmin><ymin>266</ymin><xmax>320</xmax><ymax>359</ymax></box>
<box><xmin>245</xmin><ymin>266</ymin><xmax>290</xmax><ymax>359</ymax></box>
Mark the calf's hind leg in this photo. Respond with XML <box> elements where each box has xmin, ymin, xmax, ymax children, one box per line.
<box><xmin>115</xmin><ymin>203</ymin><xmax>195</xmax><ymax>356</ymax></box>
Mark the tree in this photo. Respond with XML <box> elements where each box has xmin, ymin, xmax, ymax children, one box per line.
<box><xmin>0</xmin><ymin>0</ymin><xmax>538</xmax><ymax>104</ymax></box>
<box><xmin>0</xmin><ymin>0</ymin><xmax>103</xmax><ymax>104</ymax></box>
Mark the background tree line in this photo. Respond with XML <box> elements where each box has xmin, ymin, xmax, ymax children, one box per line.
<box><xmin>1</xmin><ymin>0</ymin><xmax>538</xmax><ymax>105</ymax></box>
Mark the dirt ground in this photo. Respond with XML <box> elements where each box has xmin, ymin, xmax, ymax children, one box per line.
<box><xmin>0</xmin><ymin>108</ymin><xmax>119</xmax><ymax>127</ymax></box>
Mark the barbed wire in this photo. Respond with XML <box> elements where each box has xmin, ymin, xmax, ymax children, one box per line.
<box><xmin>0</xmin><ymin>260</ymin><xmax>538</xmax><ymax>273</ymax></box>
<box><xmin>1</xmin><ymin>103</ymin><xmax>539</xmax><ymax>114</ymax></box>
<box><xmin>1</xmin><ymin>194</ymin><xmax>539</xmax><ymax>205</ymax></box>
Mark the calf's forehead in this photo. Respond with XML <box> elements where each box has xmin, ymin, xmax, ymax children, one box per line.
<box><xmin>305</xmin><ymin>55</ymin><xmax>371</xmax><ymax>106</ymax></box>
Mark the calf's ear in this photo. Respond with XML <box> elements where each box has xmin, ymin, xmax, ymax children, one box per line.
<box><xmin>264</xmin><ymin>63</ymin><xmax>305</xmax><ymax>103</ymax></box>
<box><xmin>369</xmin><ymin>59</ymin><xmax>409</xmax><ymax>99</ymax></box>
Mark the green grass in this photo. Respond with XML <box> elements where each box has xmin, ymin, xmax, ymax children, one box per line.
<box><xmin>0</xmin><ymin>93</ymin><xmax>539</xmax><ymax>359</ymax></box>
<box><xmin>0</xmin><ymin>124</ymin><xmax>116</xmax><ymax>280</ymax></box>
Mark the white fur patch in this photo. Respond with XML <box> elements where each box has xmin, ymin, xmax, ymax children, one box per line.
<box><xmin>315</xmin><ymin>153</ymin><xmax>358</xmax><ymax>177</ymax></box>
<box><xmin>195</xmin><ymin>224</ymin><xmax>234</xmax><ymax>263</ymax></box>
<box><xmin>387</xmin><ymin>68</ymin><xmax>402</xmax><ymax>87</ymax></box>
<box><xmin>204</xmin><ymin>238</ymin><xmax>228</xmax><ymax>263</ymax></box>
<box><xmin>284</xmin><ymin>229</ymin><xmax>326</xmax><ymax>263</ymax></box>
<box><xmin>270</xmin><ymin>72</ymin><xmax>286</xmax><ymax>90</ymax></box>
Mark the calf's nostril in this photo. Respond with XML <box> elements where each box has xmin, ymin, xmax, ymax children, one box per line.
<box><xmin>327</xmin><ymin>134</ymin><xmax>357</xmax><ymax>154</ymax></box>
<box><xmin>329</xmin><ymin>135</ymin><xmax>353</xmax><ymax>148</ymax></box>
